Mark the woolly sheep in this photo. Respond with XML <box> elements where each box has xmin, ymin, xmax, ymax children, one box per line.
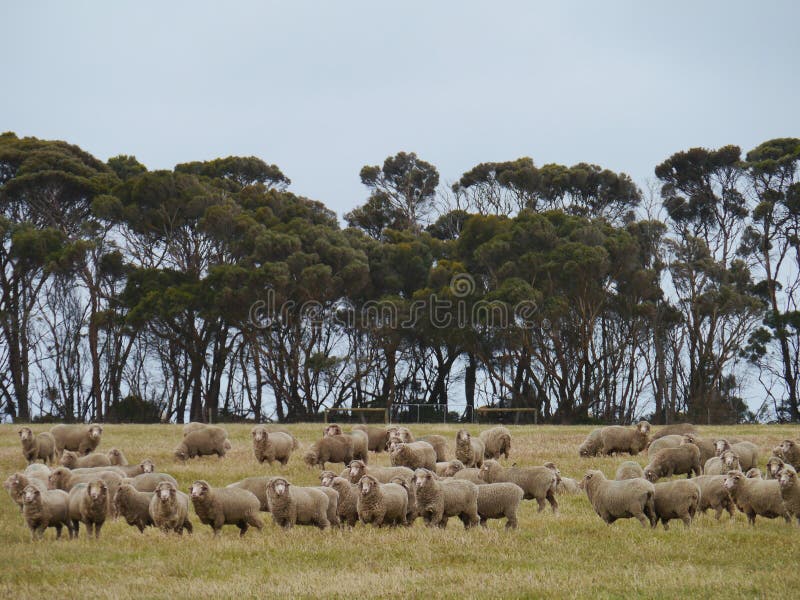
<box><xmin>174</xmin><ymin>426</ymin><xmax>229</xmax><ymax>461</ymax></box>
<box><xmin>23</xmin><ymin>463</ymin><xmax>52</xmax><ymax>483</ymax></box>
<box><xmin>148</xmin><ymin>481</ymin><xmax>193</xmax><ymax>534</ymax></box>
<box><xmin>413</xmin><ymin>468</ymin><xmax>479</xmax><ymax>529</ymax></box>
<box><xmin>479</xmin><ymin>426</ymin><xmax>512</xmax><ymax>460</ymax></box>
<box><xmin>480</xmin><ymin>460</ymin><xmax>558</xmax><ymax>513</ymax></box>
<box><xmin>386</xmin><ymin>426</ymin><xmax>415</xmax><ymax>446</ymax></box>
<box><xmin>578</xmin><ymin>428</ymin><xmax>603</xmax><ymax>457</ymax></box>
<box><xmin>59</xmin><ymin>450</ymin><xmax>111</xmax><ymax>469</ymax></box>
<box><xmin>643</xmin><ymin>443</ymin><xmax>702</xmax><ymax>482</ymax></box>
<box><xmin>345</xmin><ymin>460</ymin><xmax>414</xmax><ymax>485</ymax></box>
<box><xmin>4</xmin><ymin>472</ymin><xmax>48</xmax><ymax>511</ymax></box>
<box><xmin>704</xmin><ymin>450</ymin><xmax>741</xmax><ymax>476</ymax></box>
<box><xmin>252</xmin><ymin>427</ymin><xmax>297</xmax><ymax>466</ymax></box>
<box><xmin>113</xmin><ymin>483</ymin><xmax>154</xmax><ymax>532</ymax></box>
<box><xmin>183</xmin><ymin>422</ymin><xmax>208</xmax><ymax>436</ymax></box>
<box><xmin>580</xmin><ymin>470</ymin><xmax>656</xmax><ymax>527</ymax></box>
<box><xmin>18</xmin><ymin>427</ymin><xmax>56</xmax><ymax>464</ymax></box>
<box><xmin>723</xmin><ymin>470</ymin><xmax>790</xmax><ymax>525</ymax></box>
<box><xmin>778</xmin><ymin>468</ymin><xmax>800</xmax><ymax>524</ymax></box>
<box><xmin>323</xmin><ymin>424</ymin><xmax>343</xmax><ymax>437</ymax></box>
<box><xmin>108</xmin><ymin>456</ymin><xmax>155</xmax><ymax>478</ymax></box>
<box><xmin>543</xmin><ymin>461</ymin><xmax>576</xmax><ymax>495</ymax></box>
<box><xmin>353</xmin><ymin>425</ymin><xmax>390</xmax><ymax>453</ymax></box>
<box><xmin>435</xmin><ymin>461</ymin><xmax>453</xmax><ymax>476</ymax></box>
<box><xmin>21</xmin><ymin>485</ymin><xmax>72</xmax><ymax>540</ymax></box>
<box><xmin>50</xmin><ymin>424</ymin><xmax>103</xmax><ymax>455</ymax></box>
<box><xmin>693</xmin><ymin>475</ymin><xmax>735</xmax><ymax>520</ymax></box>
<box><xmin>190</xmin><ymin>480</ymin><xmax>264</xmax><ymax>537</ymax></box>
<box><xmin>681</xmin><ymin>434</ymin><xmax>717</xmax><ymax>464</ymax></box>
<box><xmin>390</xmin><ymin>475</ymin><xmax>418</xmax><ymax>525</ymax></box>
<box><xmin>746</xmin><ymin>468</ymin><xmax>763</xmax><ymax>479</ymax></box>
<box><xmin>125</xmin><ymin>472</ymin><xmax>178</xmax><ymax>493</ymax></box>
<box><xmin>420</xmin><ymin>435</ymin><xmax>448</xmax><ymax>462</ymax></box>
<box><xmin>766</xmin><ymin>456</ymin><xmax>796</xmax><ymax>480</ymax></box>
<box><xmin>320</xmin><ymin>473</ymin><xmax>359</xmax><ymax>527</ymax></box>
<box><xmin>227</xmin><ymin>476</ymin><xmax>278</xmax><ymax>512</ymax></box>
<box><xmin>652</xmin><ymin>479</ymin><xmax>700</xmax><ymax>530</ymax></box>
<box><xmin>649</xmin><ymin>423</ymin><xmax>697</xmax><ymax>441</ymax></box>
<box><xmin>266</xmin><ymin>478</ymin><xmax>330</xmax><ymax>529</ymax></box>
<box><xmin>68</xmin><ymin>480</ymin><xmax>109</xmax><ymax>539</ymax></box>
<box><xmin>599</xmin><ymin>421</ymin><xmax>651</xmax><ymax>456</ymax></box>
<box><xmin>647</xmin><ymin>435</ymin><xmax>684</xmax><ymax>456</ymax></box>
<box><xmin>48</xmin><ymin>467</ymin><xmax>123</xmax><ymax>498</ymax></box>
<box><xmin>304</xmin><ymin>435</ymin><xmax>354</xmax><ymax>469</ymax></box>
<box><xmin>389</xmin><ymin>441</ymin><xmax>437</xmax><ymax>471</ymax></box>
<box><xmin>347</xmin><ymin>430</ymin><xmax>370</xmax><ymax>463</ymax></box>
<box><xmin>714</xmin><ymin>440</ymin><xmax>759</xmax><ymax>471</ymax></box>
<box><xmin>615</xmin><ymin>461</ymin><xmax>645</xmax><ymax>481</ymax></box>
<box><xmin>356</xmin><ymin>475</ymin><xmax>408</xmax><ymax>527</ymax></box>
<box><xmin>475</xmin><ymin>482</ymin><xmax>524</xmax><ymax>529</ymax></box>
<box><xmin>455</xmin><ymin>430</ymin><xmax>485</xmax><ymax>468</ymax></box>
<box><xmin>777</xmin><ymin>440</ymin><xmax>800</xmax><ymax>469</ymax></box>
<box><xmin>441</xmin><ymin>459</ymin><xmax>484</xmax><ymax>485</ymax></box>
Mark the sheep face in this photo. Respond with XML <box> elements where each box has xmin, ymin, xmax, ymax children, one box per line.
<box><xmin>779</xmin><ymin>469</ymin><xmax>797</xmax><ymax>489</ymax></box>
<box><xmin>18</xmin><ymin>427</ymin><xmax>33</xmax><ymax>442</ymax></box>
<box><xmin>456</xmin><ymin>430</ymin><xmax>471</xmax><ymax>444</ymax></box>
<box><xmin>745</xmin><ymin>468</ymin><xmax>762</xmax><ymax>479</ymax></box>
<box><xmin>443</xmin><ymin>460</ymin><xmax>464</xmax><ymax>477</ymax></box>
<box><xmin>108</xmin><ymin>448</ymin><xmax>123</xmax><ymax>464</ymax></box>
<box><xmin>723</xmin><ymin>471</ymin><xmax>744</xmax><ymax>491</ymax></box>
<box><xmin>6</xmin><ymin>474</ymin><xmax>21</xmax><ymax>490</ymax></box>
<box><xmin>303</xmin><ymin>449</ymin><xmax>318</xmax><ymax>467</ymax></box>
<box><xmin>637</xmin><ymin>421</ymin><xmax>651</xmax><ymax>435</ymax></box>
<box><xmin>714</xmin><ymin>440</ymin><xmax>731</xmax><ymax>456</ymax></box>
<box><xmin>324</xmin><ymin>424</ymin><xmax>343</xmax><ymax>437</ymax></box>
<box><xmin>48</xmin><ymin>468</ymin><xmax>70</xmax><ymax>490</ymax></box>
<box><xmin>156</xmin><ymin>482</ymin><xmax>176</xmax><ymax>503</ymax></box>
<box><xmin>141</xmin><ymin>459</ymin><xmax>155</xmax><ymax>474</ymax></box>
<box><xmin>60</xmin><ymin>451</ymin><xmax>78</xmax><ymax>468</ymax></box>
<box><xmin>88</xmin><ymin>480</ymin><xmax>108</xmax><ymax>502</ymax></box>
<box><xmin>413</xmin><ymin>469</ymin><xmax>434</xmax><ymax>490</ymax></box>
<box><xmin>190</xmin><ymin>481</ymin><xmax>211</xmax><ymax>499</ymax></box>
<box><xmin>174</xmin><ymin>444</ymin><xmax>189</xmax><ymax>462</ymax></box>
<box><xmin>89</xmin><ymin>425</ymin><xmax>103</xmax><ymax>440</ymax></box>
<box><xmin>320</xmin><ymin>471</ymin><xmax>336</xmax><ymax>486</ymax></box>
<box><xmin>360</xmin><ymin>475</ymin><xmax>378</xmax><ymax>495</ymax></box>
<box><xmin>722</xmin><ymin>451</ymin><xmax>740</xmax><ymax>469</ymax></box>
<box><xmin>269</xmin><ymin>478</ymin><xmax>289</xmax><ymax>496</ymax></box>
<box><xmin>23</xmin><ymin>485</ymin><xmax>40</xmax><ymax>504</ymax></box>
<box><xmin>348</xmin><ymin>461</ymin><xmax>367</xmax><ymax>481</ymax></box>
<box><xmin>252</xmin><ymin>427</ymin><xmax>267</xmax><ymax>442</ymax></box>
<box><xmin>479</xmin><ymin>460</ymin><xmax>500</xmax><ymax>481</ymax></box>
<box><xmin>781</xmin><ymin>440</ymin><xmax>797</xmax><ymax>457</ymax></box>
<box><xmin>767</xmin><ymin>457</ymin><xmax>785</xmax><ymax>478</ymax></box>
<box><xmin>643</xmin><ymin>468</ymin><xmax>658</xmax><ymax>483</ymax></box>
<box><xmin>581</xmin><ymin>470</ymin><xmax>603</xmax><ymax>491</ymax></box>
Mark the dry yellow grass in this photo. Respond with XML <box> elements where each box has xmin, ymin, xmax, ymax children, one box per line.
<box><xmin>1</xmin><ymin>423</ymin><xmax>799</xmax><ymax>599</ymax></box>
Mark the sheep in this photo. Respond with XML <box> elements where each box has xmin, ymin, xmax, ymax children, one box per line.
<box><xmin>320</xmin><ymin>473</ymin><xmax>359</xmax><ymax>527</ymax></box>
<box><xmin>704</xmin><ymin>450</ymin><xmax>741</xmax><ymax>476</ymax></box>
<box><xmin>777</xmin><ymin>440</ymin><xmax>800</xmax><ymax>469</ymax></box>
<box><xmin>643</xmin><ymin>443</ymin><xmax>702</xmax><ymax>482</ymax></box>
<box><xmin>108</xmin><ymin>457</ymin><xmax>155</xmax><ymax>478</ymax></box>
<box><xmin>455</xmin><ymin>430</ymin><xmax>485</xmax><ymax>468</ymax></box>
<box><xmin>778</xmin><ymin>468</ymin><xmax>800</xmax><ymax>524</ymax></box>
<box><xmin>311</xmin><ymin>486</ymin><xmax>340</xmax><ymax>527</ymax></box>
<box><xmin>48</xmin><ymin>467</ymin><xmax>123</xmax><ymax>499</ymax></box>
<box><xmin>347</xmin><ymin>430</ymin><xmax>370</xmax><ymax>463</ymax></box>
<box><xmin>266</xmin><ymin>478</ymin><xmax>330</xmax><ymax>529</ymax></box>
<box><xmin>59</xmin><ymin>450</ymin><xmax>112</xmax><ymax>469</ymax></box>
<box><xmin>480</xmin><ymin>460</ymin><xmax>558</xmax><ymax>513</ymax></box>
<box><xmin>435</xmin><ymin>461</ymin><xmax>453</xmax><ymax>476</ymax></box>
<box><xmin>353</xmin><ymin>425</ymin><xmax>390</xmax><ymax>453</ymax></box>
<box><xmin>386</xmin><ymin>426</ymin><xmax>415</xmax><ymax>446</ymax></box>
<box><xmin>252</xmin><ymin>427</ymin><xmax>297</xmax><ymax>466</ymax></box>
<box><xmin>189</xmin><ymin>480</ymin><xmax>264</xmax><ymax>537</ymax></box>
<box><xmin>578</xmin><ymin>428</ymin><xmax>604</xmax><ymax>457</ymax></box>
<box><xmin>650</xmin><ymin>423</ymin><xmax>697</xmax><ymax>441</ymax></box>
<box><xmin>390</xmin><ymin>475</ymin><xmax>418</xmax><ymax>525</ymax></box>
<box><xmin>122</xmin><ymin>473</ymin><xmax>177</xmax><ymax>493</ymax></box>
<box><xmin>174</xmin><ymin>426</ymin><xmax>228</xmax><ymax>461</ymax></box>
<box><xmin>68</xmin><ymin>480</ymin><xmax>109</xmax><ymax>539</ymax></box>
<box><xmin>23</xmin><ymin>463</ymin><xmax>52</xmax><ymax>483</ymax></box>
<box><xmin>543</xmin><ymin>462</ymin><xmax>579</xmax><ymax>495</ymax></box>
<box><xmin>4</xmin><ymin>472</ymin><xmax>48</xmax><ymax>511</ymax></box>
<box><xmin>652</xmin><ymin>479</ymin><xmax>701</xmax><ymax>530</ymax></box>
<box><xmin>304</xmin><ymin>435</ymin><xmax>354</xmax><ymax>469</ymax></box>
<box><xmin>580</xmin><ymin>470</ymin><xmax>656</xmax><ymax>527</ymax></box>
<box><xmin>21</xmin><ymin>485</ymin><xmax>72</xmax><ymax>540</ymax></box>
<box><xmin>599</xmin><ymin>421</ymin><xmax>651</xmax><ymax>456</ymax></box>
<box><xmin>442</xmin><ymin>459</ymin><xmax>465</xmax><ymax>477</ymax></box>
<box><xmin>746</xmin><ymin>468</ymin><xmax>763</xmax><ymax>479</ymax></box>
<box><xmin>420</xmin><ymin>435</ymin><xmax>448</xmax><ymax>462</ymax></box>
<box><xmin>615</xmin><ymin>461</ymin><xmax>645</xmax><ymax>481</ymax></box>
<box><xmin>50</xmin><ymin>423</ymin><xmax>103</xmax><ymax>455</ymax></box>
<box><xmin>724</xmin><ymin>470</ymin><xmax>791</xmax><ymax>525</ymax></box>
<box><xmin>389</xmin><ymin>441</ymin><xmax>437</xmax><ymax>471</ymax></box>
<box><xmin>18</xmin><ymin>427</ymin><xmax>56</xmax><ymax>464</ymax></box>
<box><xmin>440</xmin><ymin>459</ymin><xmax>485</xmax><ymax>485</ymax></box>
<box><xmin>479</xmin><ymin>426</ymin><xmax>512</xmax><ymax>460</ymax></box>
<box><xmin>647</xmin><ymin>435</ymin><xmax>684</xmax><ymax>456</ymax></box>
<box><xmin>475</xmin><ymin>482</ymin><xmax>524</xmax><ymax>529</ymax></box>
<box><xmin>227</xmin><ymin>477</ymin><xmax>278</xmax><ymax>512</ymax></box>
<box><xmin>413</xmin><ymin>468</ymin><xmax>479</xmax><ymax>529</ymax></box>
<box><xmin>323</xmin><ymin>423</ymin><xmax>343</xmax><ymax>437</ymax></box>
<box><xmin>148</xmin><ymin>481</ymin><xmax>193</xmax><ymax>534</ymax></box>
<box><xmin>183</xmin><ymin>422</ymin><xmax>208</xmax><ymax>435</ymax></box>
<box><xmin>345</xmin><ymin>460</ymin><xmax>414</xmax><ymax>485</ymax></box>
<box><xmin>766</xmin><ymin>456</ymin><xmax>796</xmax><ymax>480</ymax></box>
<box><xmin>714</xmin><ymin>440</ymin><xmax>759</xmax><ymax>471</ymax></box>
<box><xmin>681</xmin><ymin>434</ymin><xmax>717</xmax><ymax>464</ymax></box>
<box><xmin>356</xmin><ymin>475</ymin><xmax>408</xmax><ymax>527</ymax></box>
<box><xmin>693</xmin><ymin>475</ymin><xmax>736</xmax><ymax>520</ymax></box>
<box><xmin>112</xmin><ymin>483</ymin><xmax>154</xmax><ymax>532</ymax></box>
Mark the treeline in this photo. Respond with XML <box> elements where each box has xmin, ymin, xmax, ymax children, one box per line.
<box><xmin>0</xmin><ymin>132</ymin><xmax>798</xmax><ymax>424</ymax></box>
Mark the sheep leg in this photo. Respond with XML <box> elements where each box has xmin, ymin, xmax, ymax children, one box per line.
<box><xmin>72</xmin><ymin>520</ymin><xmax>80</xmax><ymax>537</ymax></box>
<box><xmin>747</xmin><ymin>512</ymin><xmax>756</xmax><ymax>526</ymax></box>
<box><xmin>505</xmin><ymin>515</ymin><xmax>517</xmax><ymax>530</ymax></box>
<box><xmin>479</xmin><ymin>517</ymin><xmax>487</xmax><ymax>528</ymax></box>
<box><xmin>681</xmin><ymin>516</ymin><xmax>691</xmax><ymax>528</ymax></box>
<box><xmin>636</xmin><ymin>512</ymin><xmax>649</xmax><ymax>527</ymax></box>
<box><xmin>546</xmin><ymin>490</ymin><xmax>559</xmax><ymax>514</ymax></box>
<box><xmin>183</xmin><ymin>519</ymin><xmax>193</xmax><ymax>534</ymax></box>
<box><xmin>55</xmin><ymin>524</ymin><xmax>63</xmax><ymax>539</ymax></box>
<box><xmin>438</xmin><ymin>516</ymin><xmax>448</xmax><ymax>529</ymax></box>
<box><xmin>536</xmin><ymin>498</ymin><xmax>546</xmax><ymax>512</ymax></box>
<box><xmin>238</xmin><ymin>523</ymin><xmax>249</xmax><ymax>537</ymax></box>
<box><xmin>661</xmin><ymin>518</ymin><xmax>669</xmax><ymax>530</ymax></box>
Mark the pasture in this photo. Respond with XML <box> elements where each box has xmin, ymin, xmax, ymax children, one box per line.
<box><xmin>1</xmin><ymin>423</ymin><xmax>799</xmax><ymax>599</ymax></box>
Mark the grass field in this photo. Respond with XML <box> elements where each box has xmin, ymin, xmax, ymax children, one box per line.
<box><xmin>1</xmin><ymin>423</ymin><xmax>799</xmax><ymax>599</ymax></box>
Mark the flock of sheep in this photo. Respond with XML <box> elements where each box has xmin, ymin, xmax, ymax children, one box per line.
<box><xmin>5</xmin><ymin>420</ymin><xmax>800</xmax><ymax>540</ymax></box>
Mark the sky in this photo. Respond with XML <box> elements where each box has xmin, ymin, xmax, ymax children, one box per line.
<box><xmin>2</xmin><ymin>0</ymin><xmax>799</xmax><ymax>221</ymax></box>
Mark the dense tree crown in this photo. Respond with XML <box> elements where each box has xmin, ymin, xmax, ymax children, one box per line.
<box><xmin>1</xmin><ymin>131</ymin><xmax>797</xmax><ymax>424</ymax></box>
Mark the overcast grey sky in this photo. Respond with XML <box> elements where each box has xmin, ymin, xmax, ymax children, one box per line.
<box><xmin>2</xmin><ymin>1</ymin><xmax>798</xmax><ymax>219</ymax></box>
